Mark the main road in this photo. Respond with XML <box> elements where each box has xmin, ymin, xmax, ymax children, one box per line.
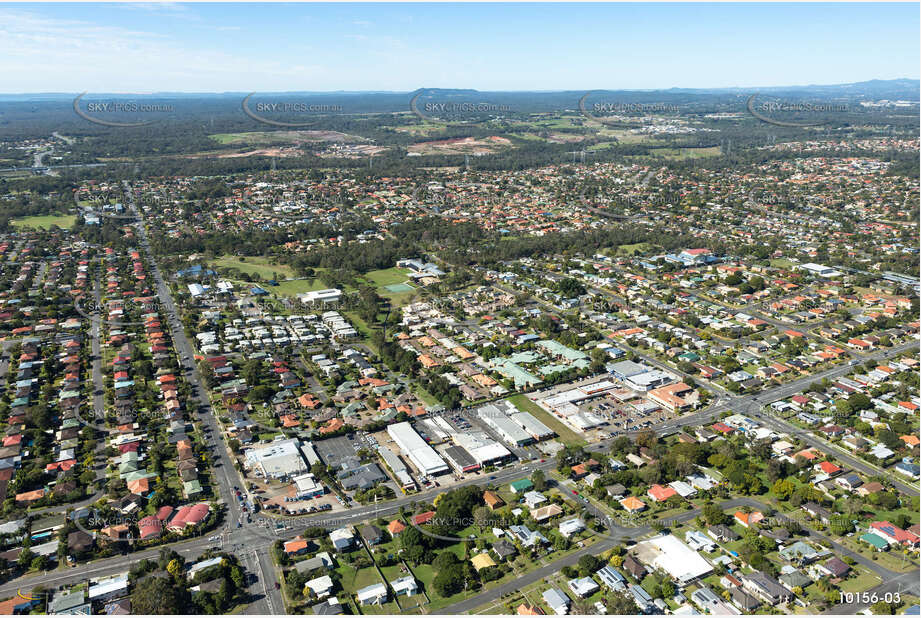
<box><xmin>1</xmin><ymin>190</ymin><xmax>916</xmax><ymax>611</ymax></box>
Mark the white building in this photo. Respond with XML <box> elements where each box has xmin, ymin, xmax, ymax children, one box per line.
<box><xmin>637</xmin><ymin>534</ymin><xmax>713</xmax><ymax>584</ymax></box>
<box><xmin>387</xmin><ymin>421</ymin><xmax>449</xmax><ymax>476</ymax></box>
<box><xmin>245</xmin><ymin>439</ymin><xmax>308</xmax><ymax>479</ymax></box>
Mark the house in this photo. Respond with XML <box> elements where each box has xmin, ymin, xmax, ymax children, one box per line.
<box><xmin>779</xmin><ymin>540</ymin><xmax>824</xmax><ymax>564</ymax></box>
<box><xmin>860</xmin><ymin>533</ymin><xmax>891</xmax><ymax>552</ymax></box>
<box><xmin>836</xmin><ymin>472</ymin><xmax>864</xmax><ymax>491</ymax></box>
<box><xmin>542</xmin><ymin>588</ymin><xmax>571</xmax><ymax>615</ymax></box>
<box><xmin>390</xmin><ymin>576</ymin><xmax>418</xmax><ymax>597</ymax></box>
<box><xmin>312</xmin><ymin>597</ymin><xmax>344</xmax><ymax>615</ymax></box>
<box><xmin>355</xmin><ymin>583</ymin><xmax>388</xmax><ymax>606</ymax></box>
<box><xmin>742</xmin><ymin>571</ymin><xmax>792</xmax><ymax>605</ymax></box>
<box><xmin>734</xmin><ymin>510</ymin><xmax>764</xmax><ymax>528</ymax></box>
<box><xmin>816</xmin><ymin>557</ymin><xmax>851</xmax><ymax>579</ymax></box>
<box><xmin>619</xmin><ymin>496</ymin><xmax>646</xmax><ymax>513</ymax></box>
<box><xmin>558</xmin><ymin>518</ymin><xmax>585</xmax><ymax>538</ymax></box>
<box><xmin>329</xmin><ymin>527</ymin><xmax>355</xmax><ymax>551</ymax></box>
<box><xmin>708</xmin><ymin>524</ymin><xmax>739</xmax><ymax>542</ymax></box>
<box><xmin>516</xmin><ymin>603</ymin><xmax>545</xmax><ymax>615</ymax></box>
<box><xmin>531</xmin><ymin>504</ymin><xmax>563</xmax><ymax>522</ymax></box>
<box><xmin>685</xmin><ymin>530</ymin><xmax>716</xmax><ymax>552</ymax></box>
<box><xmin>306</xmin><ymin>575</ymin><xmax>335</xmax><ymax>599</ymax></box>
<box><xmin>483</xmin><ymin>490</ymin><xmax>504</xmax><ymax>510</ymax></box>
<box><xmin>510</xmin><ymin>479</ymin><xmax>533</xmax><ymax>493</ymax></box>
<box><xmin>801</xmin><ymin>502</ymin><xmax>832</xmax><ymax>524</ymax></box>
<box><xmin>596</xmin><ymin>565</ymin><xmax>626</xmax><ymax>591</ymax></box>
<box><xmin>387</xmin><ymin>520</ymin><xmax>406</xmax><ymax>537</ymax></box>
<box><xmin>567</xmin><ymin>577</ymin><xmax>599</xmax><ymax>598</ymax></box>
<box><xmin>492</xmin><ymin>539</ymin><xmax>518</xmax><ymax>561</ymax></box>
<box><xmin>730</xmin><ymin>587</ymin><xmax>762</xmax><ymax>612</ymax></box>
<box><xmin>284</xmin><ymin>537</ymin><xmax>311</xmax><ymax>556</ymax></box>
<box><xmin>622</xmin><ymin>554</ymin><xmax>647</xmax><ymax>580</ymax></box>
<box><xmin>523</xmin><ymin>491</ymin><xmax>548</xmax><ymax>508</ymax></box>
<box><xmin>647</xmin><ymin>484</ymin><xmax>677</xmax><ymax>502</ymax></box>
<box><xmin>360</xmin><ymin>525</ymin><xmax>384</xmax><ymax>546</ymax></box>
<box><xmin>869</xmin><ymin>521</ymin><xmax>920</xmax><ymax>548</ymax></box>
<box><xmin>471</xmin><ymin>553</ymin><xmax>497</xmax><ymax>571</ymax></box>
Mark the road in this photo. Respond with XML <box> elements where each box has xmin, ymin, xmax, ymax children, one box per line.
<box><xmin>3</xmin><ymin>333</ymin><xmax>915</xmax><ymax>607</ymax></box>
<box><xmin>124</xmin><ymin>181</ymin><xmax>245</xmax><ymax>528</ymax></box>
<box><xmin>1</xmin><ymin>186</ymin><xmax>915</xmax><ymax>611</ymax></box>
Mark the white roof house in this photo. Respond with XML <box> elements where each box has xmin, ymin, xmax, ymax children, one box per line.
<box><xmin>389</xmin><ymin>575</ymin><xmax>418</xmax><ymax>597</ymax></box>
<box><xmin>568</xmin><ymin>577</ymin><xmax>600</xmax><ymax>598</ymax></box>
<box><xmin>559</xmin><ymin>518</ymin><xmax>586</xmax><ymax>538</ymax></box>
<box><xmin>356</xmin><ymin>582</ymin><xmax>388</xmax><ymax>605</ymax></box>
<box><xmin>330</xmin><ymin>527</ymin><xmax>355</xmax><ymax>550</ymax></box>
<box><xmin>306</xmin><ymin>575</ymin><xmax>335</xmax><ymax>599</ymax></box>
<box><xmin>523</xmin><ymin>491</ymin><xmax>548</xmax><ymax>508</ymax></box>
<box><xmin>637</xmin><ymin>534</ymin><xmax>713</xmax><ymax>583</ymax></box>
<box><xmin>543</xmin><ymin>588</ymin><xmax>571</xmax><ymax>615</ymax></box>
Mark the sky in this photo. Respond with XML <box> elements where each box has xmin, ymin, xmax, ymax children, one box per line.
<box><xmin>0</xmin><ymin>2</ymin><xmax>918</xmax><ymax>93</ymax></box>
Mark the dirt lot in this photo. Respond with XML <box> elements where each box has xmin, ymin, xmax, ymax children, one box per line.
<box><xmin>407</xmin><ymin>136</ymin><xmax>512</xmax><ymax>156</ymax></box>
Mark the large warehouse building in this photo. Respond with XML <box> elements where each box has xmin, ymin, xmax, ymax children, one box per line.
<box><xmin>477</xmin><ymin>402</ymin><xmax>533</xmax><ymax>446</ymax></box>
<box><xmin>387</xmin><ymin>422</ymin><xmax>449</xmax><ymax>477</ymax></box>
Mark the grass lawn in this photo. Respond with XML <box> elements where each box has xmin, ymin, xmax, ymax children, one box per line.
<box><xmin>413</xmin><ymin>386</ymin><xmax>440</xmax><ymax>407</ymax></box>
<box><xmin>615</xmin><ymin>242</ymin><xmax>654</xmax><ymax>256</ymax></box>
<box><xmin>649</xmin><ymin>146</ymin><xmax>722</xmax><ymax>160</ymax></box>
<box><xmin>11</xmin><ymin>214</ymin><xmax>76</xmax><ymax>229</ymax></box>
<box><xmin>506</xmin><ymin>394</ymin><xmax>584</xmax><ymax>446</ymax></box>
<box><xmin>337</xmin><ymin>564</ymin><xmax>384</xmax><ymax>594</ymax></box>
<box><xmin>837</xmin><ymin>567</ymin><xmax>882</xmax><ymax>593</ymax></box>
<box><xmin>211</xmin><ymin>255</ymin><xmax>296</xmax><ymax>280</ymax></box>
<box><xmin>269</xmin><ymin>279</ymin><xmax>331</xmax><ymax>297</ymax></box>
<box><xmin>361</xmin><ymin>267</ymin><xmax>412</xmax><ymax>288</ymax></box>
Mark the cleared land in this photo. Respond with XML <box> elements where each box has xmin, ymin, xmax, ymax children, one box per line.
<box><xmin>211</xmin><ymin>255</ymin><xmax>296</xmax><ymax>280</ymax></box>
<box><xmin>11</xmin><ymin>214</ymin><xmax>76</xmax><ymax>229</ymax></box>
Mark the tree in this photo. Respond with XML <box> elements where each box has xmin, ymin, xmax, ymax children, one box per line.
<box><xmin>531</xmin><ymin>469</ymin><xmax>547</xmax><ymax>492</ymax></box>
<box><xmin>577</xmin><ymin>554</ymin><xmax>602</xmax><ymax>576</ymax></box>
<box><xmin>473</xmin><ymin>506</ymin><xmax>493</xmax><ymax>532</ymax></box>
<box><xmin>702</xmin><ymin>503</ymin><xmax>727</xmax><ymax>526</ymax></box>
<box><xmin>130</xmin><ymin>576</ymin><xmax>190</xmax><ymax>614</ymax></box>
<box><xmin>432</xmin><ymin>569</ymin><xmax>465</xmax><ymax>597</ymax></box>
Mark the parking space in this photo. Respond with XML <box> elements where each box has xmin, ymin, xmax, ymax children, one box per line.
<box><xmin>314</xmin><ymin>435</ymin><xmax>361</xmax><ymax>469</ymax></box>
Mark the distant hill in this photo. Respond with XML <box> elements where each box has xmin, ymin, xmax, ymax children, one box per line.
<box><xmin>0</xmin><ymin>79</ymin><xmax>917</xmax><ymax>102</ymax></box>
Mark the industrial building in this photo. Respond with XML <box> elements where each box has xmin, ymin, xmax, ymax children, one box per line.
<box><xmin>636</xmin><ymin>534</ymin><xmax>713</xmax><ymax>584</ymax></box>
<box><xmin>245</xmin><ymin>438</ymin><xmax>308</xmax><ymax>479</ymax></box>
<box><xmin>452</xmin><ymin>431</ymin><xmax>512</xmax><ymax>467</ymax></box>
<box><xmin>476</xmin><ymin>402</ymin><xmax>533</xmax><ymax>446</ymax></box>
<box><xmin>387</xmin><ymin>421</ymin><xmax>449</xmax><ymax>476</ymax></box>
<box><xmin>377</xmin><ymin>446</ymin><xmax>415</xmax><ymax>489</ymax></box>
<box><xmin>442</xmin><ymin>445</ymin><xmax>479</xmax><ymax>473</ymax></box>
<box><xmin>510</xmin><ymin>411</ymin><xmax>554</xmax><ymax>440</ymax></box>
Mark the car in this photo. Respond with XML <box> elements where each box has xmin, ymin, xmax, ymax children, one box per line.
<box><xmin>488</xmin><ymin>475</ymin><xmax>496</xmax><ymax>480</ymax></box>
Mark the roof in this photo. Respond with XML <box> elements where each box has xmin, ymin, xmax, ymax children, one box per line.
<box><xmin>471</xmin><ymin>553</ymin><xmax>497</xmax><ymax>570</ymax></box>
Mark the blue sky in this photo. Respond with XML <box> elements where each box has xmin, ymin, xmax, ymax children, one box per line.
<box><xmin>1</xmin><ymin>3</ymin><xmax>917</xmax><ymax>93</ymax></box>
